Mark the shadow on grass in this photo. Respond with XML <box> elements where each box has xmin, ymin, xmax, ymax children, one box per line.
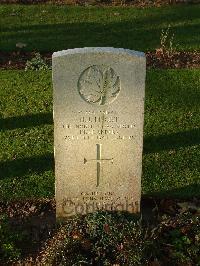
<box><xmin>143</xmin><ymin>184</ymin><xmax>200</xmax><ymax>199</ymax></box>
<box><xmin>0</xmin><ymin>113</ymin><xmax>53</xmax><ymax>131</ymax></box>
<box><xmin>0</xmin><ymin>153</ymin><xmax>53</xmax><ymax>179</ymax></box>
<box><xmin>1</xmin><ymin>5</ymin><xmax>200</xmax><ymax>52</ymax></box>
<box><xmin>144</xmin><ymin>128</ymin><xmax>200</xmax><ymax>154</ymax></box>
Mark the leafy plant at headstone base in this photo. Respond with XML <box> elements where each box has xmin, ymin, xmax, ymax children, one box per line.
<box><xmin>25</xmin><ymin>52</ymin><xmax>51</xmax><ymax>71</ymax></box>
<box><xmin>86</xmin><ymin>212</ymin><xmax>150</xmax><ymax>265</ymax></box>
<box><xmin>0</xmin><ymin>215</ymin><xmax>21</xmax><ymax>262</ymax></box>
<box><xmin>43</xmin><ymin>211</ymin><xmax>156</xmax><ymax>265</ymax></box>
<box><xmin>134</xmin><ymin>211</ymin><xmax>200</xmax><ymax>265</ymax></box>
<box><xmin>84</xmin><ymin>211</ymin><xmax>144</xmax><ymax>265</ymax></box>
<box><xmin>158</xmin><ymin>212</ymin><xmax>200</xmax><ymax>265</ymax></box>
<box><xmin>39</xmin><ymin>209</ymin><xmax>200</xmax><ymax>265</ymax></box>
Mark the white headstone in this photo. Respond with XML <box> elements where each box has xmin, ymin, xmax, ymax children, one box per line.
<box><xmin>53</xmin><ymin>47</ymin><xmax>146</xmax><ymax>218</ymax></box>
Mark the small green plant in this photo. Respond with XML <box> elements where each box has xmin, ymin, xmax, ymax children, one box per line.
<box><xmin>84</xmin><ymin>211</ymin><xmax>143</xmax><ymax>265</ymax></box>
<box><xmin>158</xmin><ymin>213</ymin><xmax>200</xmax><ymax>265</ymax></box>
<box><xmin>159</xmin><ymin>25</ymin><xmax>177</xmax><ymax>55</ymax></box>
<box><xmin>174</xmin><ymin>216</ymin><xmax>200</xmax><ymax>265</ymax></box>
<box><xmin>0</xmin><ymin>215</ymin><xmax>21</xmax><ymax>262</ymax></box>
<box><xmin>25</xmin><ymin>53</ymin><xmax>51</xmax><ymax>71</ymax></box>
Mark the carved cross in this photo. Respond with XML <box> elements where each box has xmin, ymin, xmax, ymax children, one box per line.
<box><xmin>84</xmin><ymin>144</ymin><xmax>113</xmax><ymax>187</ymax></box>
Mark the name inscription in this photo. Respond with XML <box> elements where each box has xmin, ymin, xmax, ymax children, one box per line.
<box><xmin>62</xmin><ymin>110</ymin><xmax>135</xmax><ymax>141</ymax></box>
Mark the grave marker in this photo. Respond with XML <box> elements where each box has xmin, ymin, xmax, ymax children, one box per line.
<box><xmin>53</xmin><ymin>47</ymin><xmax>146</xmax><ymax>218</ymax></box>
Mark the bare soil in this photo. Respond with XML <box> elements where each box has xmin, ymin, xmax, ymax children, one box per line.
<box><xmin>1</xmin><ymin>50</ymin><xmax>200</xmax><ymax>70</ymax></box>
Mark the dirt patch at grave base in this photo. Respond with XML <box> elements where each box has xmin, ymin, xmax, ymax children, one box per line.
<box><xmin>0</xmin><ymin>197</ymin><xmax>200</xmax><ymax>265</ymax></box>
<box><xmin>0</xmin><ymin>0</ymin><xmax>200</xmax><ymax>6</ymax></box>
<box><xmin>146</xmin><ymin>50</ymin><xmax>200</xmax><ymax>69</ymax></box>
<box><xmin>0</xmin><ymin>50</ymin><xmax>200</xmax><ymax>70</ymax></box>
<box><xmin>0</xmin><ymin>51</ymin><xmax>52</xmax><ymax>70</ymax></box>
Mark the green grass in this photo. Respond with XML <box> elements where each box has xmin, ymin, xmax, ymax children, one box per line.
<box><xmin>0</xmin><ymin>69</ymin><xmax>199</xmax><ymax>201</ymax></box>
<box><xmin>143</xmin><ymin>70</ymin><xmax>200</xmax><ymax>198</ymax></box>
<box><xmin>0</xmin><ymin>5</ymin><xmax>200</xmax><ymax>52</ymax></box>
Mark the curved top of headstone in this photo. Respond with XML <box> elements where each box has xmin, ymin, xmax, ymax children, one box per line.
<box><xmin>52</xmin><ymin>47</ymin><xmax>145</xmax><ymax>59</ymax></box>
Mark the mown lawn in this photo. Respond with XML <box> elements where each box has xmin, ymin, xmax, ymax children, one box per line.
<box><xmin>0</xmin><ymin>4</ymin><xmax>200</xmax><ymax>52</ymax></box>
<box><xmin>0</xmin><ymin>69</ymin><xmax>199</xmax><ymax>201</ymax></box>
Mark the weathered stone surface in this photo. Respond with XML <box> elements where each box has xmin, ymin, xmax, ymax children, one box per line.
<box><xmin>53</xmin><ymin>47</ymin><xmax>146</xmax><ymax>218</ymax></box>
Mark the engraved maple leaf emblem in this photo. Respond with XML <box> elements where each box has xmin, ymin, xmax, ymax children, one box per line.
<box><xmin>78</xmin><ymin>65</ymin><xmax>120</xmax><ymax>105</ymax></box>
